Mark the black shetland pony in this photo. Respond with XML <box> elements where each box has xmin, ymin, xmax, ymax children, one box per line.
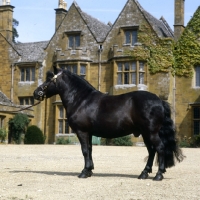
<box><xmin>33</xmin><ymin>68</ymin><xmax>184</xmax><ymax>181</ymax></box>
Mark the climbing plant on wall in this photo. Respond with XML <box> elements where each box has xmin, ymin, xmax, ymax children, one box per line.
<box><xmin>125</xmin><ymin>21</ymin><xmax>174</xmax><ymax>74</ymax></box>
<box><xmin>173</xmin><ymin>7</ymin><xmax>200</xmax><ymax>77</ymax></box>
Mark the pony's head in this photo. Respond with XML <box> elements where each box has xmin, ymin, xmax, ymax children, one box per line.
<box><xmin>33</xmin><ymin>70</ymin><xmax>62</xmax><ymax>101</ymax></box>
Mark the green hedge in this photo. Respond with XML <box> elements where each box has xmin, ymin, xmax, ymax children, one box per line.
<box><xmin>24</xmin><ymin>125</ymin><xmax>45</xmax><ymax>144</ymax></box>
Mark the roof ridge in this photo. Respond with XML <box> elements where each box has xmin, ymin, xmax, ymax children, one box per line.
<box><xmin>73</xmin><ymin>1</ymin><xmax>110</xmax><ymax>42</ymax></box>
<box><xmin>0</xmin><ymin>32</ymin><xmax>21</xmax><ymax>56</ymax></box>
<box><xmin>15</xmin><ymin>40</ymin><xmax>49</xmax><ymax>46</ymax></box>
<box><xmin>134</xmin><ymin>0</ymin><xmax>173</xmax><ymax>38</ymax></box>
<box><xmin>160</xmin><ymin>16</ymin><xmax>174</xmax><ymax>37</ymax></box>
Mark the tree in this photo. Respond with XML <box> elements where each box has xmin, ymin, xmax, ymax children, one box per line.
<box><xmin>12</xmin><ymin>18</ymin><xmax>19</xmax><ymax>43</ymax></box>
<box><xmin>8</xmin><ymin>113</ymin><xmax>30</xmax><ymax>144</ymax></box>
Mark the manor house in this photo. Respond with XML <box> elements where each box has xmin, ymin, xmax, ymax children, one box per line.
<box><xmin>0</xmin><ymin>0</ymin><xmax>200</xmax><ymax>143</ymax></box>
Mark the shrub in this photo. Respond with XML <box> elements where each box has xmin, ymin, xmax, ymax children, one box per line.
<box><xmin>100</xmin><ymin>138</ymin><xmax>113</xmax><ymax>146</ymax></box>
<box><xmin>9</xmin><ymin>113</ymin><xmax>30</xmax><ymax>144</ymax></box>
<box><xmin>179</xmin><ymin>136</ymin><xmax>192</xmax><ymax>148</ymax></box>
<box><xmin>56</xmin><ymin>137</ymin><xmax>70</xmax><ymax>145</ymax></box>
<box><xmin>24</xmin><ymin>125</ymin><xmax>45</xmax><ymax>144</ymax></box>
<box><xmin>0</xmin><ymin>128</ymin><xmax>7</xmax><ymax>143</ymax></box>
<box><xmin>101</xmin><ymin>135</ymin><xmax>133</xmax><ymax>146</ymax></box>
<box><xmin>179</xmin><ymin>135</ymin><xmax>200</xmax><ymax>148</ymax></box>
<box><xmin>113</xmin><ymin>135</ymin><xmax>133</xmax><ymax>146</ymax></box>
<box><xmin>190</xmin><ymin>135</ymin><xmax>200</xmax><ymax>147</ymax></box>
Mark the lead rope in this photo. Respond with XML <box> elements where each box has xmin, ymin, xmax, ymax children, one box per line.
<box><xmin>10</xmin><ymin>101</ymin><xmax>41</xmax><ymax>113</ymax></box>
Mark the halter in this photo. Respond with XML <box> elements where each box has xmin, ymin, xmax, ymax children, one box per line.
<box><xmin>37</xmin><ymin>72</ymin><xmax>62</xmax><ymax>101</ymax></box>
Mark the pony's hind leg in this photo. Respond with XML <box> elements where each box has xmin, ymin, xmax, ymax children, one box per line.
<box><xmin>150</xmin><ymin>133</ymin><xmax>166</xmax><ymax>181</ymax></box>
<box><xmin>138</xmin><ymin>140</ymin><xmax>156</xmax><ymax>180</ymax></box>
<box><xmin>77</xmin><ymin>131</ymin><xmax>94</xmax><ymax>178</ymax></box>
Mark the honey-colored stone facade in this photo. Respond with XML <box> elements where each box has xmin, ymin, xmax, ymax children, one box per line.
<box><xmin>0</xmin><ymin>0</ymin><xmax>199</xmax><ymax>144</ymax></box>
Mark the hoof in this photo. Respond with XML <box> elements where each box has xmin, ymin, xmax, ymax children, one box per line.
<box><xmin>78</xmin><ymin>169</ymin><xmax>93</xmax><ymax>178</ymax></box>
<box><xmin>138</xmin><ymin>171</ymin><xmax>149</xmax><ymax>180</ymax></box>
<box><xmin>153</xmin><ymin>173</ymin><xmax>164</xmax><ymax>181</ymax></box>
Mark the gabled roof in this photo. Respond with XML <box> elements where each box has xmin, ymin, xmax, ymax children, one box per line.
<box><xmin>142</xmin><ymin>10</ymin><xmax>174</xmax><ymax>38</ymax></box>
<box><xmin>112</xmin><ymin>0</ymin><xmax>173</xmax><ymax>39</ymax></box>
<box><xmin>73</xmin><ymin>1</ymin><xmax>111</xmax><ymax>42</ymax></box>
<box><xmin>14</xmin><ymin>41</ymin><xmax>49</xmax><ymax>63</ymax></box>
<box><xmin>0</xmin><ymin>91</ymin><xmax>12</xmax><ymax>105</ymax></box>
<box><xmin>135</xmin><ymin>0</ymin><xmax>174</xmax><ymax>38</ymax></box>
<box><xmin>0</xmin><ymin>32</ymin><xmax>21</xmax><ymax>56</ymax></box>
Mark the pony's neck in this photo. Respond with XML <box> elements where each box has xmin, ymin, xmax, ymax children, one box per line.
<box><xmin>58</xmin><ymin>71</ymin><xmax>99</xmax><ymax>110</ymax></box>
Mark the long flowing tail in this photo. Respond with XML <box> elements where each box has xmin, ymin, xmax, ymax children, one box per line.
<box><xmin>158</xmin><ymin>101</ymin><xmax>185</xmax><ymax>168</ymax></box>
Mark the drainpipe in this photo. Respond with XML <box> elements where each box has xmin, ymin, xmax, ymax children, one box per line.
<box><xmin>173</xmin><ymin>75</ymin><xmax>176</xmax><ymax>123</ymax></box>
<box><xmin>98</xmin><ymin>45</ymin><xmax>103</xmax><ymax>91</ymax></box>
<box><xmin>10</xmin><ymin>64</ymin><xmax>14</xmax><ymax>102</ymax></box>
<box><xmin>44</xmin><ymin>98</ymin><xmax>47</xmax><ymax>142</ymax></box>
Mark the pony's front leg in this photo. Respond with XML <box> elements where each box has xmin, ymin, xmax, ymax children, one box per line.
<box><xmin>77</xmin><ymin>132</ymin><xmax>94</xmax><ymax>178</ymax></box>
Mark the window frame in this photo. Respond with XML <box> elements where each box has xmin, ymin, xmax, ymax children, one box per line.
<box><xmin>0</xmin><ymin>115</ymin><xmax>5</xmax><ymax>129</ymax></box>
<box><xmin>58</xmin><ymin>106</ymin><xmax>73</xmax><ymax>134</ymax></box>
<box><xmin>193</xmin><ymin>106</ymin><xmax>200</xmax><ymax>135</ymax></box>
<box><xmin>19</xmin><ymin>97</ymin><xmax>34</xmax><ymax>105</ymax></box>
<box><xmin>67</xmin><ymin>33</ymin><xmax>81</xmax><ymax>49</ymax></box>
<box><xmin>59</xmin><ymin>63</ymin><xmax>87</xmax><ymax>79</ymax></box>
<box><xmin>20</xmin><ymin>67</ymin><xmax>35</xmax><ymax>82</ymax></box>
<box><xmin>195</xmin><ymin>66</ymin><xmax>200</xmax><ymax>87</ymax></box>
<box><xmin>123</xmin><ymin>27</ymin><xmax>138</xmax><ymax>46</ymax></box>
<box><xmin>117</xmin><ymin>61</ymin><xmax>146</xmax><ymax>85</ymax></box>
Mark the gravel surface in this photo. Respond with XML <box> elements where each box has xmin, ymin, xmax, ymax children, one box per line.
<box><xmin>0</xmin><ymin>145</ymin><xmax>199</xmax><ymax>200</ymax></box>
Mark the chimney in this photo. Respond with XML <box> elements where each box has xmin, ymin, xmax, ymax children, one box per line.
<box><xmin>55</xmin><ymin>0</ymin><xmax>67</xmax><ymax>31</ymax></box>
<box><xmin>0</xmin><ymin>1</ymin><xmax>14</xmax><ymax>41</ymax></box>
<box><xmin>174</xmin><ymin>0</ymin><xmax>185</xmax><ymax>41</ymax></box>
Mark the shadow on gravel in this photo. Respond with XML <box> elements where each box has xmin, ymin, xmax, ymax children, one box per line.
<box><xmin>11</xmin><ymin>170</ymin><xmax>140</xmax><ymax>179</ymax></box>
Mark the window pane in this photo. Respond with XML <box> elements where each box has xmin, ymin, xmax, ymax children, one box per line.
<box><xmin>125</xmin><ymin>31</ymin><xmax>131</xmax><ymax>44</ymax></box>
<box><xmin>131</xmin><ymin>62</ymin><xmax>136</xmax><ymax>71</ymax></box>
<box><xmin>66</xmin><ymin>65</ymin><xmax>71</xmax><ymax>71</ymax></box>
<box><xmin>69</xmin><ymin>36</ymin><xmax>73</xmax><ymax>48</ymax></box>
<box><xmin>25</xmin><ymin>98</ymin><xmax>29</xmax><ymax>105</ymax></box>
<box><xmin>139</xmin><ymin>72</ymin><xmax>144</xmax><ymax>84</ymax></box>
<box><xmin>139</xmin><ymin>62</ymin><xmax>145</xmax><ymax>71</ymax></box>
<box><xmin>80</xmin><ymin>65</ymin><xmax>86</xmax><ymax>78</ymax></box>
<box><xmin>30</xmin><ymin>97</ymin><xmax>34</xmax><ymax>105</ymax></box>
<box><xmin>19</xmin><ymin>98</ymin><xmax>23</xmax><ymax>105</ymax></box>
<box><xmin>75</xmin><ymin>35</ymin><xmax>80</xmax><ymax>47</ymax></box>
<box><xmin>117</xmin><ymin>73</ymin><xmax>122</xmax><ymax>85</ymax></box>
<box><xmin>194</xmin><ymin>107</ymin><xmax>200</xmax><ymax>119</ymax></box>
<box><xmin>131</xmin><ymin>72</ymin><xmax>136</xmax><ymax>84</ymax></box>
<box><xmin>124</xmin><ymin>72</ymin><xmax>129</xmax><ymax>84</ymax></box>
<box><xmin>195</xmin><ymin>66</ymin><xmax>200</xmax><ymax>87</ymax></box>
<box><xmin>65</xmin><ymin>120</ymin><xmax>69</xmax><ymax>133</ymax></box>
<box><xmin>26</xmin><ymin>68</ymin><xmax>30</xmax><ymax>81</ymax></box>
<box><xmin>31</xmin><ymin>68</ymin><xmax>35</xmax><ymax>81</ymax></box>
<box><xmin>21</xmin><ymin>68</ymin><xmax>25</xmax><ymax>81</ymax></box>
<box><xmin>59</xmin><ymin>106</ymin><xmax>64</xmax><ymax>118</ymax></box>
<box><xmin>194</xmin><ymin>121</ymin><xmax>200</xmax><ymax>135</ymax></box>
<box><xmin>118</xmin><ymin>63</ymin><xmax>122</xmax><ymax>71</ymax></box>
<box><xmin>72</xmin><ymin>66</ymin><xmax>77</xmax><ymax>74</ymax></box>
<box><xmin>124</xmin><ymin>63</ymin><xmax>129</xmax><ymax>71</ymax></box>
<box><xmin>80</xmin><ymin>65</ymin><xmax>86</xmax><ymax>75</ymax></box>
<box><xmin>59</xmin><ymin>120</ymin><xmax>63</xmax><ymax>133</ymax></box>
<box><xmin>132</xmin><ymin>30</ymin><xmax>137</xmax><ymax>45</ymax></box>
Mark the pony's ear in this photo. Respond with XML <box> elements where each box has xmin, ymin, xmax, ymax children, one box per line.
<box><xmin>46</xmin><ymin>71</ymin><xmax>54</xmax><ymax>81</ymax></box>
<box><xmin>53</xmin><ymin>66</ymin><xmax>63</xmax><ymax>75</ymax></box>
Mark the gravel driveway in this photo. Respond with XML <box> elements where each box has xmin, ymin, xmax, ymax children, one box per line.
<box><xmin>0</xmin><ymin>145</ymin><xmax>199</xmax><ymax>200</ymax></box>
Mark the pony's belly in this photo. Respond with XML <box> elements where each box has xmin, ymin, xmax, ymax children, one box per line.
<box><xmin>91</xmin><ymin>124</ymin><xmax>142</xmax><ymax>138</ymax></box>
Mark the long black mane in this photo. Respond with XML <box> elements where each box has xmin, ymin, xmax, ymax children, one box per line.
<box><xmin>63</xmin><ymin>70</ymin><xmax>97</xmax><ymax>92</ymax></box>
